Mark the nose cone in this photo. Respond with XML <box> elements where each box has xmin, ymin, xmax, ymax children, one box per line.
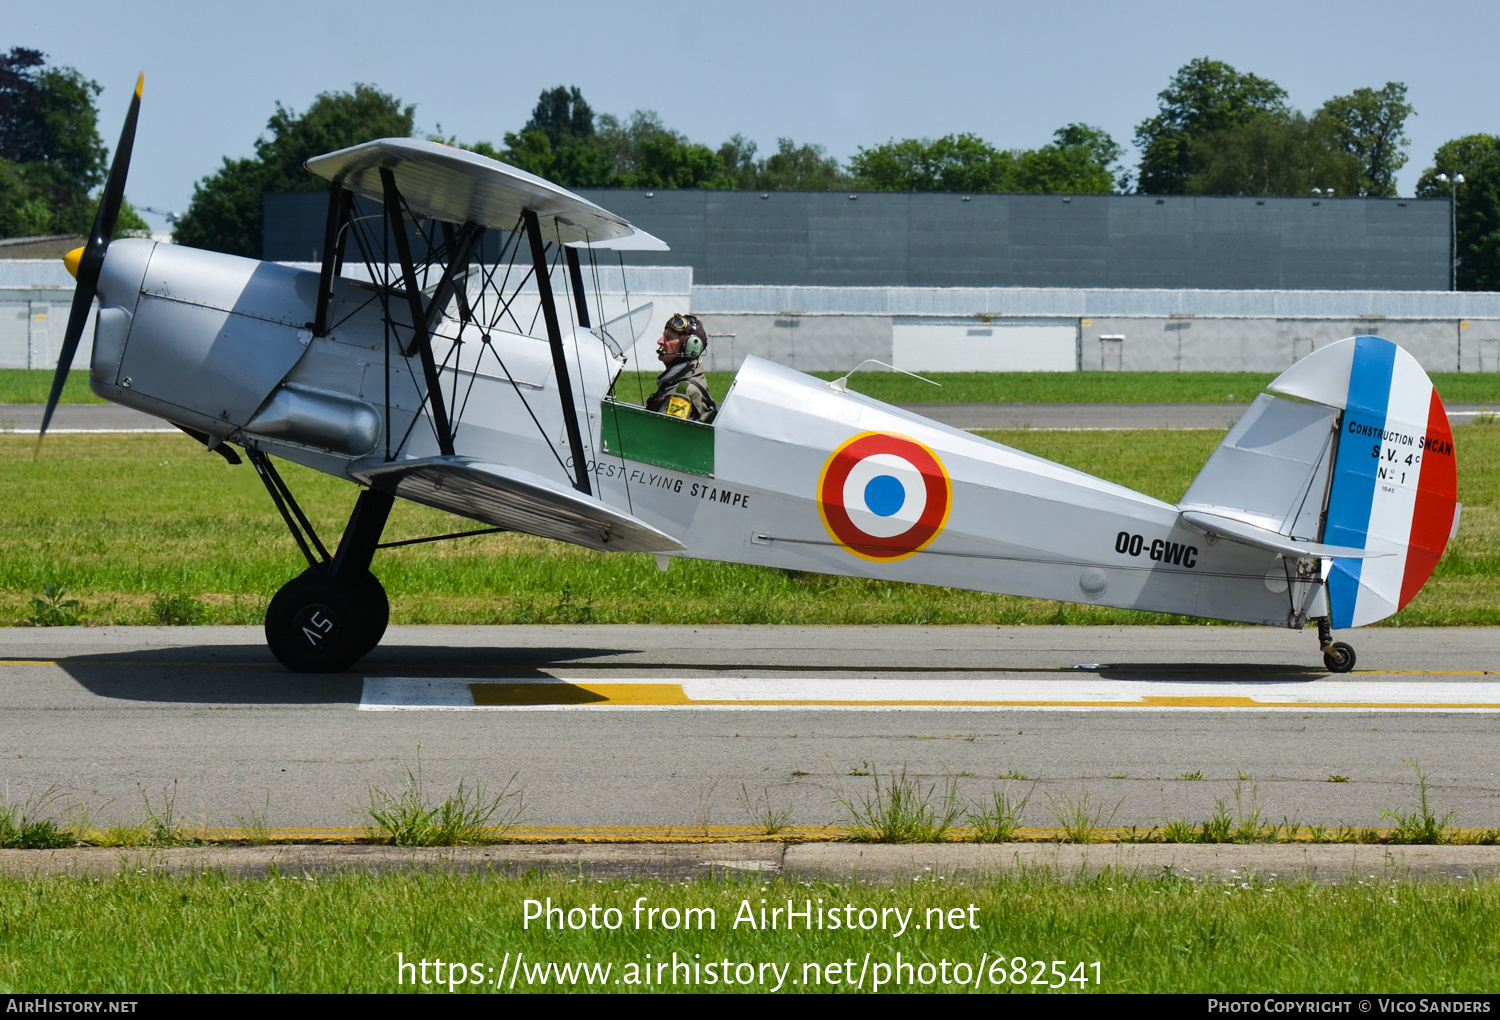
<box><xmin>63</xmin><ymin>246</ymin><xmax>85</xmax><ymax>279</ymax></box>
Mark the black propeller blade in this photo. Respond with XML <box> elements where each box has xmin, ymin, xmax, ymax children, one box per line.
<box><xmin>36</xmin><ymin>73</ymin><xmax>143</xmax><ymax>456</ymax></box>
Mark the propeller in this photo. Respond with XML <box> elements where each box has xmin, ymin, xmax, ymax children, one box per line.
<box><xmin>35</xmin><ymin>73</ymin><xmax>143</xmax><ymax>456</ymax></box>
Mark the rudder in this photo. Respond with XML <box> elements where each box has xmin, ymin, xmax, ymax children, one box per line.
<box><xmin>1270</xmin><ymin>336</ymin><xmax>1458</xmax><ymax>628</ymax></box>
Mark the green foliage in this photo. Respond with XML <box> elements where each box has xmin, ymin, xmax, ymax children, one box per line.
<box><xmin>735</xmin><ymin>784</ymin><xmax>794</xmax><ymax>835</ymax></box>
<box><xmin>5</xmin><ymin>871</ymin><xmax>1500</xmax><ymax>992</ymax></box>
<box><xmin>1135</xmin><ymin>57</ymin><xmax>1289</xmax><ymax>194</ymax></box>
<box><xmin>174</xmin><ymin>85</ymin><xmax>415</xmax><ymax>257</ymax></box>
<box><xmin>839</xmin><ymin>766</ymin><xmax>962</xmax><ymax>842</ymax></box>
<box><xmin>849</xmin><ymin>125</ymin><xmax>1123</xmax><ymax>194</ymax></box>
<box><xmin>1160</xmin><ymin>786</ymin><xmax>1280</xmax><ymax>844</ymax></box>
<box><xmin>720</xmin><ymin>135</ymin><xmax>849</xmax><ymax>191</ymax></box>
<box><xmin>28</xmin><ymin>580</ymin><xmax>80</xmax><ymax>626</ymax></box>
<box><xmin>1319</xmin><ymin>82</ymin><xmax>1414</xmax><ymax>197</ymax></box>
<box><xmin>0</xmin><ymin>369</ymin><xmax>107</xmax><ymax>402</ymax></box>
<box><xmin>1014</xmin><ymin>123</ymin><xmax>1127</xmax><ymax>193</ymax></box>
<box><xmin>364</xmin><ymin>752</ymin><xmax>524</xmax><ymax>846</ymax></box>
<box><xmin>1380</xmin><ymin>761</ymin><xmax>1458</xmax><ymax>844</ymax></box>
<box><xmin>523</xmin><ymin>85</ymin><xmax>595</xmax><ymax>148</ymax></box>
<box><xmin>0</xmin><ymin>47</ymin><xmax>152</xmax><ymax>239</ymax></box>
<box><xmin>627</xmin><ymin>132</ymin><xmax>735</xmax><ymax>189</ymax></box>
<box><xmin>966</xmin><ymin>782</ymin><xmax>1033</xmax><ymax>843</ymax></box>
<box><xmin>138</xmin><ymin>780</ymin><xmax>189</xmax><ymax>847</ymax></box>
<box><xmin>486</xmin><ymin>99</ymin><xmax>735</xmax><ymax>190</ymax></box>
<box><xmin>150</xmin><ymin>591</ymin><xmax>205</xmax><ymax>626</ymax></box>
<box><xmin>0</xmin><ymin>786</ymin><xmax>74</xmax><ymax>849</ymax></box>
<box><xmin>1045</xmin><ymin>789</ymin><xmax>1121</xmax><ymax>843</ymax></box>
<box><xmin>1184</xmin><ymin>110</ymin><xmax>1362</xmax><ymax>197</ymax></box>
<box><xmin>0</xmin><ymin>155</ymin><xmax>52</xmax><ymax>236</ymax></box>
<box><xmin>1418</xmin><ymin>134</ymin><xmax>1500</xmax><ymax>291</ymax></box>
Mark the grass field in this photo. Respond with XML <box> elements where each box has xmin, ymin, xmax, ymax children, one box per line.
<box><xmin>13</xmin><ymin>368</ymin><xmax>1500</xmax><ymax>407</ymax></box>
<box><xmin>2</xmin><ymin>423</ymin><xmax>1497</xmax><ymax>627</ymax></box>
<box><xmin>0</xmin><ymin>871</ymin><xmax>1493</xmax><ymax>993</ymax></box>
<box><xmin>0</xmin><ymin>370</ymin><xmax>106</xmax><ymax>404</ymax></box>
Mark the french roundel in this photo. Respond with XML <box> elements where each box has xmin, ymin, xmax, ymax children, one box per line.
<box><xmin>818</xmin><ymin>432</ymin><xmax>952</xmax><ymax>562</ymax></box>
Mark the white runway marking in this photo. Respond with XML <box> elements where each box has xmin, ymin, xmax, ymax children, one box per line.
<box><xmin>359</xmin><ymin>677</ymin><xmax>1500</xmax><ymax>712</ymax></box>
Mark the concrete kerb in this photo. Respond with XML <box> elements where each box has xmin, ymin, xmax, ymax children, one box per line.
<box><xmin>4</xmin><ymin>843</ymin><xmax>1500</xmax><ymax>883</ymax></box>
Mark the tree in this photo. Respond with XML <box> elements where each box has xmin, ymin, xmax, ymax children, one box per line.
<box><xmin>850</xmin><ymin>126</ymin><xmax>1123</xmax><ymax>194</ymax></box>
<box><xmin>1135</xmin><ymin>57</ymin><xmax>1288</xmax><ymax>194</ymax></box>
<box><xmin>175</xmin><ymin>85</ymin><xmax>414</xmax><ymax>257</ymax></box>
<box><xmin>849</xmin><ymin>134</ymin><xmax>1015</xmax><ymax>192</ymax></box>
<box><xmin>717</xmin><ymin>135</ymin><xmax>848</xmax><ymax>190</ymax></box>
<box><xmin>718</xmin><ymin>134</ymin><xmax>758</xmax><ymax>188</ymax></box>
<box><xmin>1012</xmin><ymin>124</ymin><xmax>1124</xmax><ymax>194</ymax></box>
<box><xmin>493</xmin><ymin>85</ymin><xmax>618</xmax><ymax>187</ymax></box>
<box><xmin>523</xmin><ymin>85</ymin><xmax>594</xmax><ymax>148</ymax></box>
<box><xmin>1184</xmin><ymin>110</ymin><xmax>1361</xmax><ymax>197</ymax></box>
<box><xmin>1417</xmin><ymin>135</ymin><xmax>1500</xmax><ymax>290</ymax></box>
<box><xmin>624</xmin><ymin>134</ymin><xmax>734</xmax><ymax>189</ymax></box>
<box><xmin>0</xmin><ymin>46</ymin><xmax>146</xmax><ymax>238</ymax></box>
<box><xmin>1318</xmin><ymin>82</ymin><xmax>1414</xmax><ymax>197</ymax></box>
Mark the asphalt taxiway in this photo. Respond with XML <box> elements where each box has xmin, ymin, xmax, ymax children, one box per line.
<box><xmin>2</xmin><ymin>625</ymin><xmax>1498</xmax><ymax>832</ymax></box>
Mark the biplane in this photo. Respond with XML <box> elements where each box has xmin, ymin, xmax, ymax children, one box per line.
<box><xmin>40</xmin><ymin>79</ymin><xmax>1461</xmax><ymax>674</ymax></box>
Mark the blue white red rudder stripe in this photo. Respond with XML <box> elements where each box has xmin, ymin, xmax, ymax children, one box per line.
<box><xmin>1270</xmin><ymin>335</ymin><xmax>1458</xmax><ymax>628</ymax></box>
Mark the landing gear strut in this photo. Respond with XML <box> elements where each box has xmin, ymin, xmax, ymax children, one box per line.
<box><xmin>1316</xmin><ymin>617</ymin><xmax>1356</xmax><ymax>674</ymax></box>
<box><xmin>250</xmin><ymin>450</ymin><xmax>393</xmax><ymax>673</ymax></box>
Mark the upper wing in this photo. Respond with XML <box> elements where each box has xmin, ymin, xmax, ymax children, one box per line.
<box><xmin>304</xmin><ymin>137</ymin><xmax>669</xmax><ymax>250</ymax></box>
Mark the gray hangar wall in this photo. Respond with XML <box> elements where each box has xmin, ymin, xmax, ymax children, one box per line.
<box><xmin>265</xmin><ymin>190</ymin><xmax>1451</xmax><ymax>292</ymax></box>
<box><xmin>571</xmin><ymin>190</ymin><xmax>1450</xmax><ymax>291</ymax></box>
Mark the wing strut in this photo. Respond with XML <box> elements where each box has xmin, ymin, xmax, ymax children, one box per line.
<box><xmin>313</xmin><ymin>183</ymin><xmax>353</xmax><ymax>337</ymax></box>
<box><xmin>381</xmin><ymin>167</ymin><xmax>455</xmax><ymax>457</ymax></box>
<box><xmin>564</xmin><ymin>246</ymin><xmax>591</xmax><ymax>327</ymax></box>
<box><xmin>524</xmin><ymin>208</ymin><xmax>592</xmax><ymax>495</ymax></box>
<box><xmin>428</xmin><ymin>221</ymin><xmax>482</xmax><ymax>333</ymax></box>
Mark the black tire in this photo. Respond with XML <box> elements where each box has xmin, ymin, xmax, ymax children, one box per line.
<box><xmin>265</xmin><ymin>570</ymin><xmax>366</xmax><ymax>673</ymax></box>
<box><xmin>1322</xmin><ymin>641</ymin><xmax>1356</xmax><ymax>674</ymax></box>
<box><xmin>351</xmin><ymin>571</ymin><xmax>389</xmax><ymax>657</ymax></box>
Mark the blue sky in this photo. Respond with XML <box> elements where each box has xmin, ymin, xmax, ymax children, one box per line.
<box><xmin>13</xmin><ymin>0</ymin><xmax>1498</xmax><ymax>229</ymax></box>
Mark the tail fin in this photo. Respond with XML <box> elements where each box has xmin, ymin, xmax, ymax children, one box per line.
<box><xmin>1184</xmin><ymin>335</ymin><xmax>1458</xmax><ymax>628</ymax></box>
<box><xmin>1271</xmin><ymin>336</ymin><xmax>1458</xmax><ymax>627</ymax></box>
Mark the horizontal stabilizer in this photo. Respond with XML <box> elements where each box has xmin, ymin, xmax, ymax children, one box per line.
<box><xmin>351</xmin><ymin>456</ymin><xmax>685</xmax><ymax>554</ymax></box>
<box><xmin>1179</xmin><ymin>510</ymin><xmax>1393</xmax><ymax>560</ymax></box>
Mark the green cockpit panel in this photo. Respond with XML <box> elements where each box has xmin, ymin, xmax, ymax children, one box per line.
<box><xmin>599</xmin><ymin>398</ymin><xmax>715</xmax><ymax>477</ymax></box>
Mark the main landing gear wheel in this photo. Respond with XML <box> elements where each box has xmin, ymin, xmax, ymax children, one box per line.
<box><xmin>1322</xmin><ymin>641</ymin><xmax>1356</xmax><ymax>674</ymax></box>
<box><xmin>265</xmin><ymin>568</ymin><xmax>386</xmax><ymax>673</ymax></box>
<box><xmin>351</xmin><ymin>571</ymin><xmax>389</xmax><ymax>657</ymax></box>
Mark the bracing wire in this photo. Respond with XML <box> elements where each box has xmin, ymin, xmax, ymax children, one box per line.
<box><xmin>592</xmin><ymin>240</ymin><xmax>634</xmax><ymax>515</ymax></box>
<box><xmin>620</xmin><ymin>250</ymin><xmax>649</xmax><ymax>406</ymax></box>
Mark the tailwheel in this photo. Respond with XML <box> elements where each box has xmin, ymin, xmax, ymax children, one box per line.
<box><xmin>1315</xmin><ymin>617</ymin><xmax>1356</xmax><ymax>674</ymax></box>
<box><xmin>1322</xmin><ymin>641</ymin><xmax>1356</xmax><ymax>674</ymax></box>
<box><xmin>265</xmin><ymin>568</ymin><xmax>379</xmax><ymax>673</ymax></box>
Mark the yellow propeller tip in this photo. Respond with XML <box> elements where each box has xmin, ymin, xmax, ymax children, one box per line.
<box><xmin>32</xmin><ymin>433</ymin><xmax>44</xmax><ymax>459</ymax></box>
<box><xmin>135</xmin><ymin>73</ymin><xmax>144</xmax><ymax>98</ymax></box>
<box><xmin>63</xmin><ymin>246</ymin><xmax>84</xmax><ymax>280</ymax></box>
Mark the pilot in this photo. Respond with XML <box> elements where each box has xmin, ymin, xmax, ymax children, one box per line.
<box><xmin>646</xmin><ymin>313</ymin><xmax>717</xmax><ymax>423</ymax></box>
